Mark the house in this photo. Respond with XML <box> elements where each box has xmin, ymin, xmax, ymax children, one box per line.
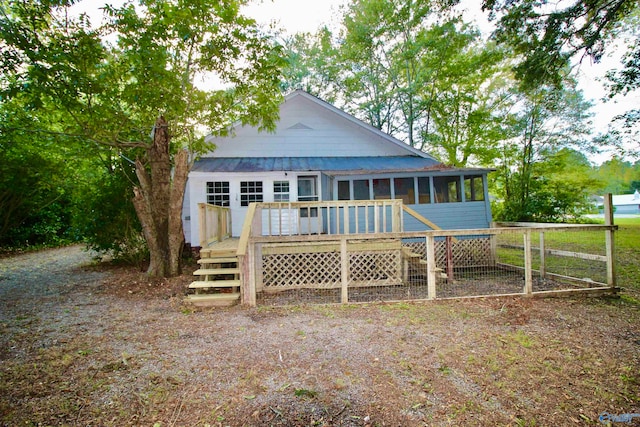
<box><xmin>596</xmin><ymin>190</ymin><xmax>640</xmax><ymax>215</ymax></box>
<box><xmin>183</xmin><ymin>90</ymin><xmax>493</xmax><ymax>246</ymax></box>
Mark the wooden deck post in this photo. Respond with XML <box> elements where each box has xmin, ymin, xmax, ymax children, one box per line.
<box><xmin>340</xmin><ymin>237</ymin><xmax>349</xmax><ymax>303</ymax></box>
<box><xmin>198</xmin><ymin>203</ymin><xmax>206</xmax><ymax>248</ymax></box>
<box><xmin>392</xmin><ymin>201</ymin><xmax>402</xmax><ymax>232</ymax></box>
<box><xmin>426</xmin><ymin>235</ymin><xmax>437</xmax><ymax>300</ymax></box>
<box><xmin>523</xmin><ymin>230</ymin><xmax>533</xmax><ymax>295</ymax></box>
<box><xmin>343</xmin><ymin>205</ymin><xmax>350</xmax><ymax>234</ymax></box>
<box><xmin>604</xmin><ymin>193</ymin><xmax>616</xmax><ymax>288</ymax></box>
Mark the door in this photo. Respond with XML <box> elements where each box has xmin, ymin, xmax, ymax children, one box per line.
<box><xmin>297</xmin><ymin>176</ymin><xmax>321</xmax><ymax>234</ymax></box>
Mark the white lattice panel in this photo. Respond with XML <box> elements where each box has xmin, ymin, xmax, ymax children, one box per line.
<box><xmin>403</xmin><ymin>238</ymin><xmax>493</xmax><ymax>268</ymax></box>
<box><xmin>263</xmin><ymin>252</ymin><xmax>341</xmax><ymax>289</ymax></box>
<box><xmin>349</xmin><ymin>250</ymin><xmax>403</xmax><ymax>286</ymax></box>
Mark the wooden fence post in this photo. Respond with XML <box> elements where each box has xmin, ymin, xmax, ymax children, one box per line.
<box><xmin>341</xmin><ymin>237</ymin><xmax>349</xmax><ymax>303</ymax></box>
<box><xmin>539</xmin><ymin>231</ymin><xmax>546</xmax><ymax>279</ymax></box>
<box><xmin>426</xmin><ymin>234</ymin><xmax>437</xmax><ymax>300</ymax></box>
<box><xmin>445</xmin><ymin>236</ymin><xmax>454</xmax><ymax>284</ymax></box>
<box><xmin>523</xmin><ymin>230</ymin><xmax>533</xmax><ymax>295</ymax></box>
<box><xmin>604</xmin><ymin>193</ymin><xmax>616</xmax><ymax>288</ymax></box>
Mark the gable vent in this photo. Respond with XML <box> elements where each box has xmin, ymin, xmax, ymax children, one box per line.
<box><xmin>287</xmin><ymin>122</ymin><xmax>313</xmax><ymax>130</ymax></box>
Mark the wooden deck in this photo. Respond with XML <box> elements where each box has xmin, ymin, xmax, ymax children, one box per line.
<box><xmin>199</xmin><ymin>238</ymin><xmax>239</xmax><ymax>258</ymax></box>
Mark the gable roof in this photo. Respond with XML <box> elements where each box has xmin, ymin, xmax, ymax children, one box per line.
<box><xmin>202</xmin><ymin>90</ymin><xmax>440</xmax><ymax>162</ymax></box>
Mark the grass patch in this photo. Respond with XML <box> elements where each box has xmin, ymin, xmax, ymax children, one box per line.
<box><xmin>496</xmin><ymin>217</ymin><xmax>640</xmax><ymax>294</ymax></box>
<box><xmin>613</xmin><ymin>218</ymin><xmax>640</xmax><ymax>294</ymax></box>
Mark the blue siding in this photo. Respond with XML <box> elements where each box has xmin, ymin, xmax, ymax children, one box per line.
<box><xmin>614</xmin><ymin>205</ymin><xmax>640</xmax><ymax>214</ymax></box>
<box><xmin>403</xmin><ymin>202</ymin><xmax>492</xmax><ymax>231</ymax></box>
<box><xmin>320</xmin><ymin>202</ymin><xmax>491</xmax><ymax>234</ymax></box>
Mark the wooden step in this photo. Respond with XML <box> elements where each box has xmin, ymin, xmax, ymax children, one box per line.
<box><xmin>200</xmin><ymin>249</ymin><xmax>237</xmax><ymax>258</ymax></box>
<box><xmin>193</xmin><ymin>268</ymin><xmax>240</xmax><ymax>276</ymax></box>
<box><xmin>402</xmin><ymin>248</ymin><xmax>423</xmax><ymax>258</ymax></box>
<box><xmin>185</xmin><ymin>293</ymin><xmax>240</xmax><ymax>307</ymax></box>
<box><xmin>189</xmin><ymin>280</ymin><xmax>241</xmax><ymax>289</ymax></box>
<box><xmin>198</xmin><ymin>257</ymin><xmax>238</xmax><ymax>265</ymax></box>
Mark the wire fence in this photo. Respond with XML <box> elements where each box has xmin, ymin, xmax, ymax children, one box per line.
<box><xmin>252</xmin><ymin>225</ymin><xmax>614</xmax><ymax>306</ymax></box>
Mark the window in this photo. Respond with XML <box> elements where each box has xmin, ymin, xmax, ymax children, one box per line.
<box><xmin>394</xmin><ymin>177</ymin><xmax>415</xmax><ymax>204</ymax></box>
<box><xmin>353</xmin><ymin>179</ymin><xmax>369</xmax><ymax>200</ymax></box>
<box><xmin>337</xmin><ymin>181</ymin><xmax>350</xmax><ymax>200</ymax></box>
<box><xmin>274</xmin><ymin>181</ymin><xmax>290</xmax><ymax>202</ymax></box>
<box><xmin>464</xmin><ymin>175</ymin><xmax>485</xmax><ymax>201</ymax></box>
<box><xmin>297</xmin><ymin>177</ymin><xmax>318</xmax><ymax>202</ymax></box>
<box><xmin>417</xmin><ymin>177</ymin><xmax>431</xmax><ymax>204</ymax></box>
<box><xmin>373</xmin><ymin>178</ymin><xmax>391</xmax><ymax>199</ymax></box>
<box><xmin>433</xmin><ymin>176</ymin><xmax>461</xmax><ymax>203</ymax></box>
<box><xmin>206</xmin><ymin>181</ymin><xmax>230</xmax><ymax>207</ymax></box>
<box><xmin>240</xmin><ymin>181</ymin><xmax>263</xmax><ymax>206</ymax></box>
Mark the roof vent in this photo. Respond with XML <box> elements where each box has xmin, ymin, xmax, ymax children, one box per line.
<box><xmin>287</xmin><ymin>122</ymin><xmax>313</xmax><ymax>130</ymax></box>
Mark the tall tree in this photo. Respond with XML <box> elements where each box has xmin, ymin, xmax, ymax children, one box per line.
<box><xmin>483</xmin><ymin>0</ymin><xmax>640</xmax><ymax>158</ymax></box>
<box><xmin>603</xmin><ymin>9</ymin><xmax>640</xmax><ymax>157</ymax></box>
<box><xmin>494</xmin><ymin>80</ymin><xmax>595</xmax><ymax>221</ymax></box>
<box><xmin>420</xmin><ymin>35</ymin><xmax>511</xmax><ymax>166</ymax></box>
<box><xmin>281</xmin><ymin>0</ymin><xmax>513</xmax><ymax>167</ymax></box>
<box><xmin>0</xmin><ymin>0</ymin><xmax>285</xmax><ymax>277</ymax></box>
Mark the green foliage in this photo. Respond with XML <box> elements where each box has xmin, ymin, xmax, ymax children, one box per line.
<box><xmin>494</xmin><ymin>149</ymin><xmax>601</xmax><ymax>222</ymax></box>
<box><xmin>72</xmin><ymin>156</ymin><xmax>147</xmax><ymax>265</ymax></box>
<box><xmin>593</xmin><ymin>157</ymin><xmax>640</xmax><ymax>194</ymax></box>
<box><xmin>483</xmin><ymin>0</ymin><xmax>638</xmax><ymax>90</ymax></box>
<box><xmin>492</xmin><ymin>79</ymin><xmax>597</xmax><ymax>222</ymax></box>
<box><xmin>483</xmin><ymin>0</ymin><xmax>640</xmax><ymax>157</ymax></box>
<box><xmin>0</xmin><ymin>98</ymin><xmax>81</xmax><ymax>248</ymax></box>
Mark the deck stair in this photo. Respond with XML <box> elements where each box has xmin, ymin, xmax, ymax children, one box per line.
<box><xmin>402</xmin><ymin>248</ymin><xmax>447</xmax><ymax>280</ymax></box>
<box><xmin>185</xmin><ymin>247</ymin><xmax>241</xmax><ymax>307</ymax></box>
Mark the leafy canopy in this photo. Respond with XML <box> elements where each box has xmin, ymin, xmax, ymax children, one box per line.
<box><xmin>0</xmin><ymin>0</ymin><xmax>286</xmax><ymax>154</ymax></box>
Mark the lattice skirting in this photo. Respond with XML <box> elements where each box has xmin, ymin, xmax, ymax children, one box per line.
<box><xmin>261</xmin><ymin>249</ymin><xmax>403</xmax><ymax>292</ymax></box>
<box><xmin>403</xmin><ymin>237</ymin><xmax>494</xmax><ymax>269</ymax></box>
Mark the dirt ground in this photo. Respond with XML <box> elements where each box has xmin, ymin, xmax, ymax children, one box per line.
<box><xmin>1</xmin><ymin>246</ymin><xmax>639</xmax><ymax>426</ymax></box>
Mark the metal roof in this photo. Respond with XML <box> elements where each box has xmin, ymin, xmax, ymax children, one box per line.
<box><xmin>191</xmin><ymin>156</ymin><xmax>485</xmax><ymax>175</ymax></box>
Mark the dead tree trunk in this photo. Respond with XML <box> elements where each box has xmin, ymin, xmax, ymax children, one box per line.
<box><xmin>132</xmin><ymin>116</ymin><xmax>188</xmax><ymax>278</ymax></box>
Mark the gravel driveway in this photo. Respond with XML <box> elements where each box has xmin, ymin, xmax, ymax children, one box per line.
<box><xmin>0</xmin><ymin>246</ymin><xmax>107</xmax><ymax>324</ymax></box>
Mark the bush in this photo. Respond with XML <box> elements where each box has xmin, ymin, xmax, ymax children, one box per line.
<box><xmin>73</xmin><ymin>162</ymin><xmax>148</xmax><ymax>266</ymax></box>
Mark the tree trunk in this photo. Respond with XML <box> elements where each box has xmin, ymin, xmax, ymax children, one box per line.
<box><xmin>131</xmin><ymin>116</ymin><xmax>188</xmax><ymax>278</ymax></box>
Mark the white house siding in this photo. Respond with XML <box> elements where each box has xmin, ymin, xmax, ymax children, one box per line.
<box><xmin>186</xmin><ymin>171</ymin><xmax>323</xmax><ymax>243</ymax></box>
<box><xmin>184</xmin><ymin>91</ymin><xmax>493</xmax><ymax>245</ymax></box>
<box><xmin>202</xmin><ymin>93</ymin><xmax>420</xmax><ymax>159</ymax></box>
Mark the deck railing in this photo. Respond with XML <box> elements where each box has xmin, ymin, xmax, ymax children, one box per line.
<box><xmin>258</xmin><ymin>200</ymin><xmax>403</xmax><ymax>236</ymax></box>
<box><xmin>198</xmin><ymin>203</ymin><xmax>231</xmax><ymax>248</ymax></box>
